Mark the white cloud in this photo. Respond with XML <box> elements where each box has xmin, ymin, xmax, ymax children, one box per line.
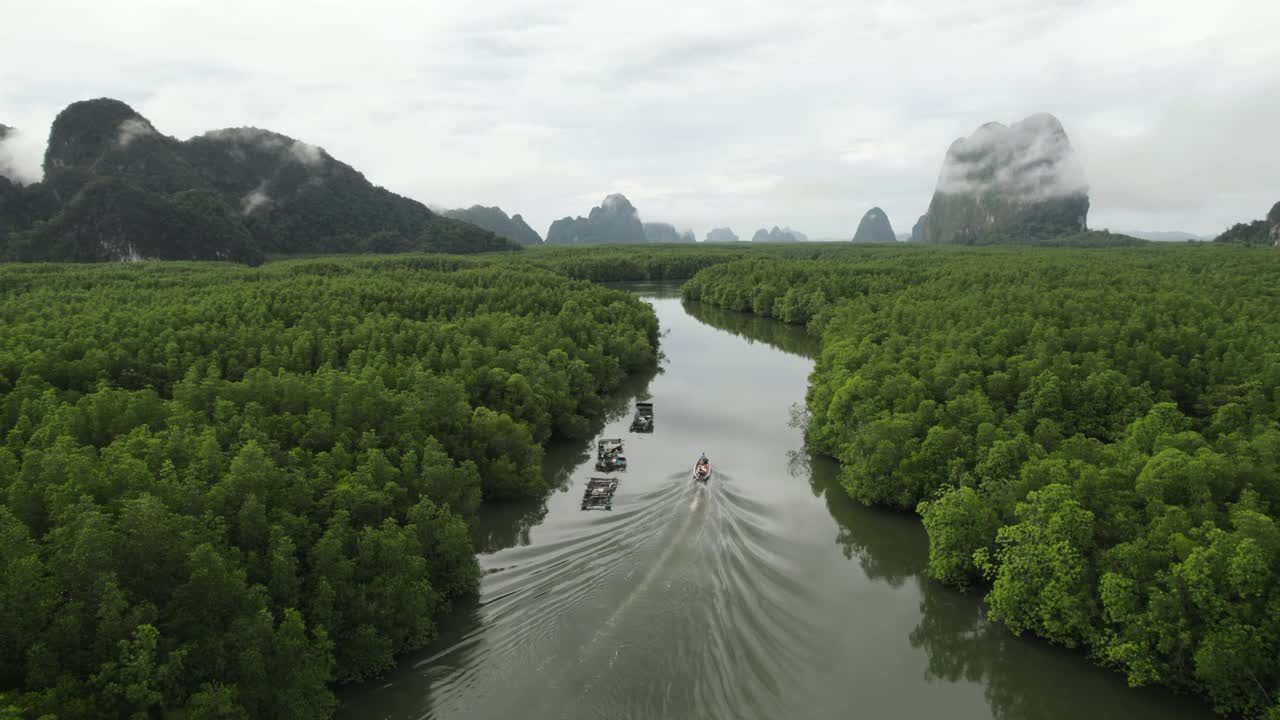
<box><xmin>703</xmin><ymin>173</ymin><xmax>783</xmax><ymax>196</ymax></box>
<box><xmin>289</xmin><ymin>140</ymin><xmax>324</xmax><ymax>167</ymax></box>
<box><xmin>240</xmin><ymin>184</ymin><xmax>270</xmax><ymax>215</ymax></box>
<box><xmin>116</xmin><ymin>117</ymin><xmax>156</xmax><ymax>148</ymax></box>
<box><xmin>1</xmin><ymin>0</ymin><xmax>1277</xmax><ymax>236</ymax></box>
<box><xmin>0</xmin><ymin>127</ymin><xmax>44</xmax><ymax>184</ymax></box>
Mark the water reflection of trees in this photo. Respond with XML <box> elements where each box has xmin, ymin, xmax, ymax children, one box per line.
<box><xmin>337</xmin><ymin>601</ymin><xmax>485</xmax><ymax>718</ymax></box>
<box><xmin>473</xmin><ymin>360</ymin><xmax>660</xmax><ymax>554</ymax></box>
<box><xmin>683</xmin><ymin>300</ymin><xmax>820</xmax><ymax>359</ymax></box>
<box><xmin>808</xmin><ymin>449</ymin><xmax>1210</xmax><ymax>720</ymax></box>
<box><xmin>805</xmin><ymin>451</ymin><xmax>926</xmax><ymax>587</ymax></box>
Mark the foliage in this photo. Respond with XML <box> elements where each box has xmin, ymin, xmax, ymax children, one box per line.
<box><xmin>0</xmin><ymin>257</ymin><xmax>657</xmax><ymax>717</ymax></box>
<box><xmin>686</xmin><ymin>244</ymin><xmax>1280</xmax><ymax>717</ymax></box>
<box><xmin>922</xmin><ymin>192</ymin><xmax>1092</xmax><ymax>245</ymax></box>
<box><xmin>2</xmin><ymin>179</ymin><xmax>263</xmax><ymax>264</ymax></box>
<box><xmin>1214</xmin><ymin>202</ymin><xmax>1279</xmax><ymax>246</ymax></box>
<box><xmin>504</xmin><ymin>243</ymin><xmax>910</xmax><ymax>283</ymax></box>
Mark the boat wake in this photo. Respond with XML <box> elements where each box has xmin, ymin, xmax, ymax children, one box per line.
<box><xmin>356</xmin><ymin>465</ymin><xmax>823</xmax><ymax>720</ymax></box>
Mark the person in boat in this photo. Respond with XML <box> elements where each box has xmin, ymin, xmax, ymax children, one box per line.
<box><xmin>696</xmin><ymin>454</ymin><xmax>710</xmax><ymax>476</ymax></box>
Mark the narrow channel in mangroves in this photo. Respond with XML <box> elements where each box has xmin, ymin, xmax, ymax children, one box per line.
<box><xmin>339</xmin><ymin>282</ymin><xmax>1215</xmax><ymax>720</ymax></box>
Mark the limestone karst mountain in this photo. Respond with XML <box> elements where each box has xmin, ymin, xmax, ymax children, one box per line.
<box><xmin>851</xmin><ymin>207</ymin><xmax>895</xmax><ymax>243</ymax></box>
<box><xmin>0</xmin><ymin>98</ymin><xmax>519</xmax><ymax>262</ymax></box>
<box><xmin>546</xmin><ymin>193</ymin><xmax>648</xmax><ymax>244</ymax></box>
<box><xmin>916</xmin><ymin>113</ymin><xmax>1089</xmax><ymax>245</ymax></box>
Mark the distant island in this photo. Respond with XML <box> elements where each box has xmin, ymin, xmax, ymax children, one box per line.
<box><xmin>445</xmin><ymin>205</ymin><xmax>543</xmax><ymax>245</ymax></box>
<box><xmin>851</xmin><ymin>207</ymin><xmax>895</xmax><ymax>243</ymax></box>
<box><xmin>751</xmin><ymin>226</ymin><xmax>807</xmax><ymax>242</ymax></box>
<box><xmin>705</xmin><ymin>227</ymin><xmax>739</xmax><ymax>243</ymax></box>
<box><xmin>0</xmin><ymin>98</ymin><xmax>520</xmax><ymax>263</ymax></box>
<box><xmin>643</xmin><ymin>222</ymin><xmax>696</xmax><ymax>243</ymax></box>
<box><xmin>545</xmin><ymin>194</ymin><xmax>693</xmax><ymax>244</ymax></box>
<box><xmin>546</xmin><ymin>194</ymin><xmax>648</xmax><ymax>244</ymax></box>
<box><xmin>1213</xmin><ymin>201</ymin><xmax>1280</xmax><ymax>246</ymax></box>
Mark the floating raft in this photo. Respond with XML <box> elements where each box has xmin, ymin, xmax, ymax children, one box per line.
<box><xmin>630</xmin><ymin>402</ymin><xmax>654</xmax><ymax>433</ymax></box>
<box><xmin>581</xmin><ymin>476</ymin><xmax>619</xmax><ymax>510</ymax></box>
<box><xmin>595</xmin><ymin>438</ymin><xmax>627</xmax><ymax>472</ymax></box>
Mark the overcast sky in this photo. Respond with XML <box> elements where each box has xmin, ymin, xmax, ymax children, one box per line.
<box><xmin>2</xmin><ymin>0</ymin><xmax>1277</xmax><ymax>238</ymax></box>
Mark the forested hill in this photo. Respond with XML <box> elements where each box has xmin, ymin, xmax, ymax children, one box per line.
<box><xmin>1214</xmin><ymin>200</ymin><xmax>1280</xmax><ymax>246</ymax></box>
<box><xmin>445</xmin><ymin>205</ymin><xmax>543</xmax><ymax>245</ymax></box>
<box><xmin>683</xmin><ymin>246</ymin><xmax>1280</xmax><ymax>718</ymax></box>
<box><xmin>0</xmin><ymin>257</ymin><xmax>657</xmax><ymax>717</ymax></box>
<box><xmin>0</xmin><ymin>98</ymin><xmax>521</xmax><ymax>263</ymax></box>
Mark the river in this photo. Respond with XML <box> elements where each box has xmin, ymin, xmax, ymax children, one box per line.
<box><xmin>339</xmin><ymin>282</ymin><xmax>1215</xmax><ymax>720</ymax></box>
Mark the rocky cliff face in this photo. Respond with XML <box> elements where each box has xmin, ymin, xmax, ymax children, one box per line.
<box><xmin>851</xmin><ymin>207</ymin><xmax>895</xmax><ymax>243</ymax></box>
<box><xmin>546</xmin><ymin>193</ymin><xmax>648</xmax><ymax>244</ymax></box>
<box><xmin>445</xmin><ymin>205</ymin><xmax>543</xmax><ymax>245</ymax></box>
<box><xmin>918</xmin><ymin>113</ymin><xmax>1089</xmax><ymax>244</ymax></box>
<box><xmin>910</xmin><ymin>214</ymin><xmax>927</xmax><ymax>242</ymax></box>
<box><xmin>643</xmin><ymin>222</ymin><xmax>695</xmax><ymax>243</ymax></box>
<box><xmin>705</xmin><ymin>227</ymin><xmax>739</xmax><ymax>243</ymax></box>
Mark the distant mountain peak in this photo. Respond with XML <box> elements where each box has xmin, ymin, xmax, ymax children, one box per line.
<box><xmin>1214</xmin><ymin>199</ymin><xmax>1280</xmax><ymax>246</ymax></box>
<box><xmin>547</xmin><ymin>194</ymin><xmax>647</xmax><ymax>244</ymax></box>
<box><xmin>601</xmin><ymin>193</ymin><xmax>636</xmax><ymax>212</ymax></box>
<box><xmin>920</xmin><ymin>112</ymin><xmax>1089</xmax><ymax>244</ymax></box>
<box><xmin>44</xmin><ymin>97</ymin><xmax>158</xmax><ymax>173</ymax></box>
<box><xmin>643</xmin><ymin>222</ymin><xmax>695</xmax><ymax>243</ymax></box>
<box><xmin>751</xmin><ymin>226</ymin><xmax>806</xmax><ymax>242</ymax></box>
<box><xmin>705</xmin><ymin>227</ymin><xmax>739</xmax><ymax>243</ymax></box>
<box><xmin>202</xmin><ymin>127</ymin><xmax>329</xmax><ymax>169</ymax></box>
<box><xmin>852</xmin><ymin>206</ymin><xmax>895</xmax><ymax>243</ymax></box>
<box><xmin>937</xmin><ymin>112</ymin><xmax>1086</xmax><ymax>202</ymax></box>
<box><xmin>3</xmin><ymin>96</ymin><xmax>521</xmax><ymax>263</ymax></box>
<box><xmin>445</xmin><ymin>205</ymin><xmax>543</xmax><ymax>245</ymax></box>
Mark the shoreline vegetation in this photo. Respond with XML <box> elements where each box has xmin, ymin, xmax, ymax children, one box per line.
<box><xmin>681</xmin><ymin>245</ymin><xmax>1280</xmax><ymax>719</ymax></box>
<box><xmin>1</xmin><ymin>242</ymin><xmax>1277</xmax><ymax>718</ymax></box>
<box><xmin>0</xmin><ymin>257</ymin><xmax>657</xmax><ymax>717</ymax></box>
